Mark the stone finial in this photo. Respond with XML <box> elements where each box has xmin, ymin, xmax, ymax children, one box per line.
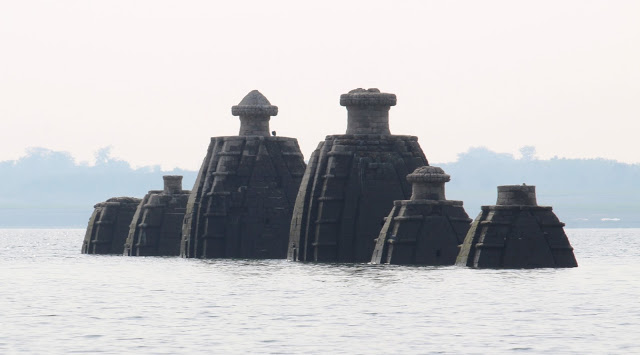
<box><xmin>406</xmin><ymin>166</ymin><xmax>450</xmax><ymax>200</ymax></box>
<box><xmin>496</xmin><ymin>184</ymin><xmax>537</xmax><ymax>206</ymax></box>
<box><xmin>163</xmin><ymin>175</ymin><xmax>183</xmax><ymax>195</ymax></box>
<box><xmin>232</xmin><ymin>90</ymin><xmax>278</xmax><ymax>136</ymax></box>
<box><xmin>340</xmin><ymin>88</ymin><xmax>396</xmax><ymax>135</ymax></box>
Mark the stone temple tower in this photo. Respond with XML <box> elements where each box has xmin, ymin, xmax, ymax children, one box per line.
<box><xmin>180</xmin><ymin>90</ymin><xmax>306</xmax><ymax>259</ymax></box>
<box><xmin>82</xmin><ymin>197</ymin><xmax>141</xmax><ymax>254</ymax></box>
<box><xmin>456</xmin><ymin>185</ymin><xmax>578</xmax><ymax>268</ymax></box>
<box><xmin>288</xmin><ymin>88</ymin><xmax>429</xmax><ymax>263</ymax></box>
<box><xmin>124</xmin><ymin>175</ymin><xmax>191</xmax><ymax>256</ymax></box>
<box><xmin>371</xmin><ymin>166</ymin><xmax>472</xmax><ymax>265</ymax></box>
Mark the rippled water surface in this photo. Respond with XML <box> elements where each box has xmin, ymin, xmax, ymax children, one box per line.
<box><xmin>1</xmin><ymin>229</ymin><xmax>639</xmax><ymax>354</ymax></box>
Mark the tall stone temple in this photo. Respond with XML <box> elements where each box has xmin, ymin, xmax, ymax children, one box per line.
<box><xmin>371</xmin><ymin>166</ymin><xmax>471</xmax><ymax>265</ymax></box>
<box><xmin>288</xmin><ymin>88</ymin><xmax>429</xmax><ymax>263</ymax></box>
<box><xmin>180</xmin><ymin>90</ymin><xmax>307</xmax><ymax>259</ymax></box>
<box><xmin>124</xmin><ymin>175</ymin><xmax>190</xmax><ymax>256</ymax></box>
<box><xmin>82</xmin><ymin>197</ymin><xmax>141</xmax><ymax>254</ymax></box>
<box><xmin>456</xmin><ymin>185</ymin><xmax>578</xmax><ymax>268</ymax></box>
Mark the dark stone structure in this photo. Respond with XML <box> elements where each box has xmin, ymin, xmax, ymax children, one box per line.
<box><xmin>124</xmin><ymin>176</ymin><xmax>190</xmax><ymax>256</ymax></box>
<box><xmin>456</xmin><ymin>185</ymin><xmax>578</xmax><ymax>268</ymax></box>
<box><xmin>288</xmin><ymin>88</ymin><xmax>429</xmax><ymax>263</ymax></box>
<box><xmin>81</xmin><ymin>197</ymin><xmax>141</xmax><ymax>254</ymax></box>
<box><xmin>180</xmin><ymin>90</ymin><xmax>306</xmax><ymax>259</ymax></box>
<box><xmin>371</xmin><ymin>166</ymin><xmax>471</xmax><ymax>265</ymax></box>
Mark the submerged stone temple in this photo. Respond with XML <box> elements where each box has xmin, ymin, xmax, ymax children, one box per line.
<box><xmin>456</xmin><ymin>185</ymin><xmax>578</xmax><ymax>268</ymax></box>
<box><xmin>371</xmin><ymin>166</ymin><xmax>471</xmax><ymax>265</ymax></box>
<box><xmin>180</xmin><ymin>90</ymin><xmax>306</xmax><ymax>259</ymax></box>
<box><xmin>124</xmin><ymin>176</ymin><xmax>190</xmax><ymax>256</ymax></box>
<box><xmin>82</xmin><ymin>197</ymin><xmax>141</xmax><ymax>254</ymax></box>
<box><xmin>288</xmin><ymin>88</ymin><xmax>429</xmax><ymax>263</ymax></box>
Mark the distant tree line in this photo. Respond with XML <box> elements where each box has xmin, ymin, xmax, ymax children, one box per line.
<box><xmin>0</xmin><ymin>146</ymin><xmax>638</xmax><ymax>228</ymax></box>
<box><xmin>0</xmin><ymin>147</ymin><xmax>196</xmax><ymax>227</ymax></box>
<box><xmin>439</xmin><ymin>146</ymin><xmax>640</xmax><ymax>227</ymax></box>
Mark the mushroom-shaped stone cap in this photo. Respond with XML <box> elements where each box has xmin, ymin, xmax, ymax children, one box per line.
<box><xmin>406</xmin><ymin>166</ymin><xmax>451</xmax><ymax>184</ymax></box>
<box><xmin>340</xmin><ymin>88</ymin><xmax>397</xmax><ymax>107</ymax></box>
<box><xmin>231</xmin><ymin>90</ymin><xmax>278</xmax><ymax>117</ymax></box>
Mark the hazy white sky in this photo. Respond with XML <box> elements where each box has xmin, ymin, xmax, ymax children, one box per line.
<box><xmin>1</xmin><ymin>0</ymin><xmax>639</xmax><ymax>170</ymax></box>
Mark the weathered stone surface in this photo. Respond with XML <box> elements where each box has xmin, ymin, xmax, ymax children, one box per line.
<box><xmin>81</xmin><ymin>197</ymin><xmax>141</xmax><ymax>255</ymax></box>
<box><xmin>456</xmin><ymin>185</ymin><xmax>578</xmax><ymax>268</ymax></box>
<box><xmin>124</xmin><ymin>176</ymin><xmax>190</xmax><ymax>256</ymax></box>
<box><xmin>181</xmin><ymin>90</ymin><xmax>306</xmax><ymax>259</ymax></box>
<box><xmin>288</xmin><ymin>88</ymin><xmax>429</xmax><ymax>263</ymax></box>
<box><xmin>371</xmin><ymin>166</ymin><xmax>472</xmax><ymax>265</ymax></box>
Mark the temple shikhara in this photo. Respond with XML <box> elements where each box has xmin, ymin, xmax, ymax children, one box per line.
<box><xmin>180</xmin><ymin>90</ymin><xmax>306</xmax><ymax>259</ymax></box>
<box><xmin>124</xmin><ymin>175</ymin><xmax>190</xmax><ymax>256</ymax></box>
<box><xmin>82</xmin><ymin>88</ymin><xmax>577</xmax><ymax>269</ymax></box>
<box><xmin>371</xmin><ymin>166</ymin><xmax>472</xmax><ymax>265</ymax></box>
<box><xmin>456</xmin><ymin>185</ymin><xmax>578</xmax><ymax>268</ymax></box>
<box><xmin>288</xmin><ymin>89</ymin><xmax>429</xmax><ymax>263</ymax></box>
<box><xmin>82</xmin><ymin>197</ymin><xmax>140</xmax><ymax>255</ymax></box>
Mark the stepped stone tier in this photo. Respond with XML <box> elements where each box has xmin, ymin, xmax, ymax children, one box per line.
<box><xmin>288</xmin><ymin>88</ymin><xmax>429</xmax><ymax>263</ymax></box>
<box><xmin>456</xmin><ymin>185</ymin><xmax>578</xmax><ymax>268</ymax></box>
<box><xmin>371</xmin><ymin>166</ymin><xmax>472</xmax><ymax>265</ymax></box>
<box><xmin>124</xmin><ymin>176</ymin><xmax>191</xmax><ymax>256</ymax></box>
<box><xmin>81</xmin><ymin>197</ymin><xmax>141</xmax><ymax>255</ymax></box>
<box><xmin>180</xmin><ymin>90</ymin><xmax>306</xmax><ymax>259</ymax></box>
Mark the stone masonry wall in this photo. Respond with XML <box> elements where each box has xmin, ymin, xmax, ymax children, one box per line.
<box><xmin>181</xmin><ymin>136</ymin><xmax>306</xmax><ymax>259</ymax></box>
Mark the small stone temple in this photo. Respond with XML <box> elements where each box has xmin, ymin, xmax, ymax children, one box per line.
<box><xmin>288</xmin><ymin>88</ymin><xmax>429</xmax><ymax>263</ymax></box>
<box><xmin>371</xmin><ymin>166</ymin><xmax>471</xmax><ymax>265</ymax></box>
<box><xmin>180</xmin><ymin>90</ymin><xmax>306</xmax><ymax>259</ymax></box>
<box><xmin>456</xmin><ymin>185</ymin><xmax>578</xmax><ymax>268</ymax></box>
<box><xmin>82</xmin><ymin>197</ymin><xmax>141</xmax><ymax>254</ymax></box>
<box><xmin>124</xmin><ymin>176</ymin><xmax>190</xmax><ymax>256</ymax></box>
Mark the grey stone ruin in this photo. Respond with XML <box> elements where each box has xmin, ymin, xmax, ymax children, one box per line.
<box><xmin>123</xmin><ymin>176</ymin><xmax>191</xmax><ymax>256</ymax></box>
<box><xmin>180</xmin><ymin>90</ymin><xmax>307</xmax><ymax>259</ymax></box>
<box><xmin>456</xmin><ymin>184</ymin><xmax>578</xmax><ymax>268</ymax></box>
<box><xmin>371</xmin><ymin>166</ymin><xmax>472</xmax><ymax>265</ymax></box>
<box><xmin>81</xmin><ymin>197</ymin><xmax>141</xmax><ymax>254</ymax></box>
<box><xmin>288</xmin><ymin>88</ymin><xmax>429</xmax><ymax>263</ymax></box>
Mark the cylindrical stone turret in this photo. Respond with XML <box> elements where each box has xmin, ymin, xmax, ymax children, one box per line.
<box><xmin>496</xmin><ymin>185</ymin><xmax>537</xmax><ymax>206</ymax></box>
<box><xmin>232</xmin><ymin>90</ymin><xmax>278</xmax><ymax>136</ymax></box>
<box><xmin>163</xmin><ymin>175</ymin><xmax>183</xmax><ymax>195</ymax></box>
<box><xmin>340</xmin><ymin>88</ymin><xmax>396</xmax><ymax>135</ymax></box>
<box><xmin>406</xmin><ymin>166</ymin><xmax>451</xmax><ymax>200</ymax></box>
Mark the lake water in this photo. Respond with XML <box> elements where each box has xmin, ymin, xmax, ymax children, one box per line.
<box><xmin>1</xmin><ymin>228</ymin><xmax>639</xmax><ymax>354</ymax></box>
